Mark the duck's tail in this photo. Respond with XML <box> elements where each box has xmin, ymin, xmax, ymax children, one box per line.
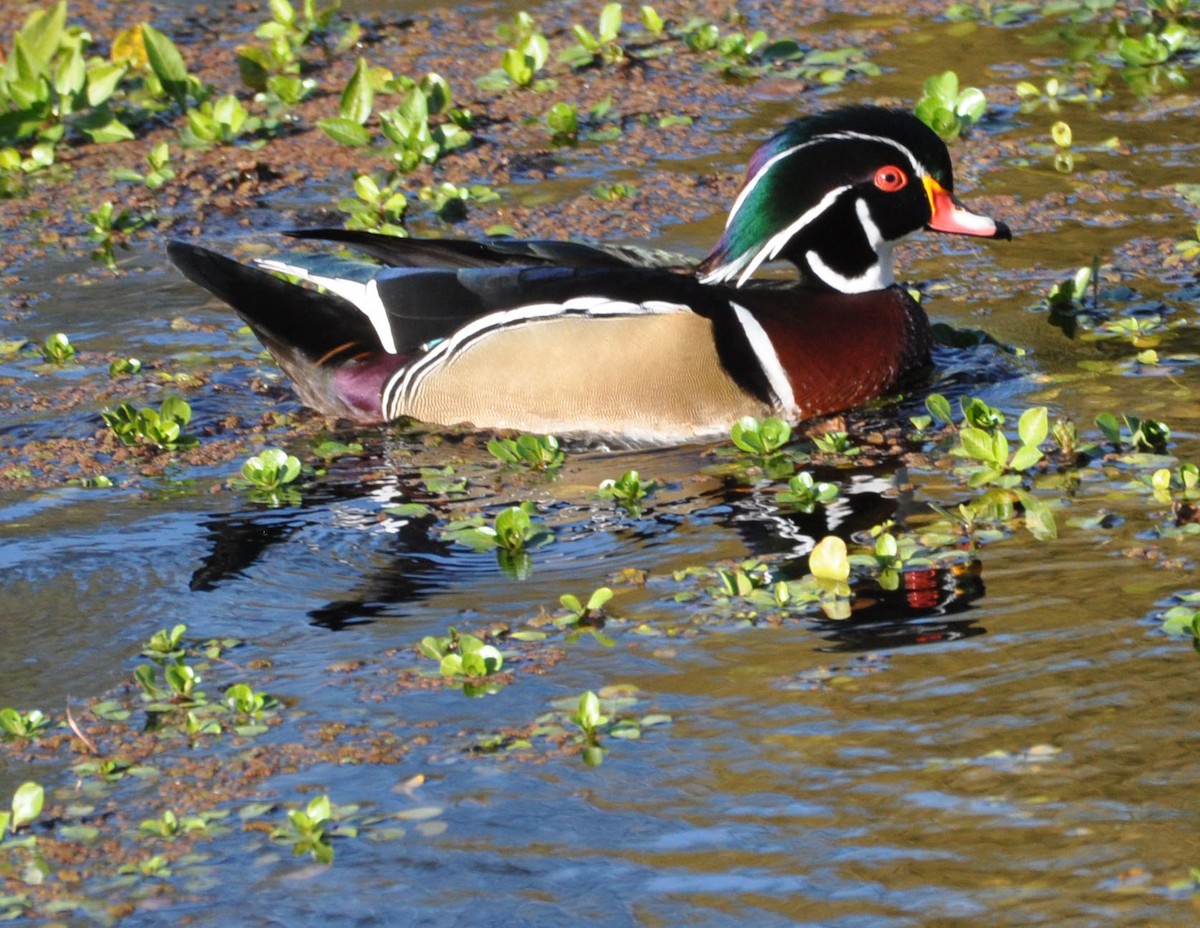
<box><xmin>166</xmin><ymin>241</ymin><xmax>398</xmax><ymax>422</ymax></box>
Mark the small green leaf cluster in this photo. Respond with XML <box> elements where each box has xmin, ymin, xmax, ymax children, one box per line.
<box><xmin>597</xmin><ymin>469</ymin><xmax>659</xmax><ymax>514</ymax></box>
<box><xmin>234</xmin><ymin>447</ymin><xmax>303</xmax><ymax>502</ymax></box>
<box><xmin>554</xmin><ymin>588</ymin><xmax>616</xmax><ymax>645</ymax></box>
<box><xmin>924</xmin><ymin>394</ymin><xmax>1057</xmax><ymax>541</ymax></box>
<box><xmin>1150</xmin><ymin>463</ymin><xmax>1200</xmax><ymax>504</ymax></box>
<box><xmin>775</xmin><ymin>471</ymin><xmax>839</xmax><ymax>512</ymax></box>
<box><xmin>943</xmin><ymin>2</ymin><xmax>1040</xmax><ymax>26</ymax></box>
<box><xmin>255</xmin><ymin>0</ymin><xmax>358</xmax><ymax>60</ymax></box>
<box><xmin>419</xmin><ymin>627</ymin><xmax>505</xmax><ymax>679</ymax></box>
<box><xmin>442</xmin><ymin>503</ymin><xmax>554</xmax><ymax>578</ymax></box>
<box><xmin>273</xmin><ymin>795</ymin><xmax>338</xmax><ymax>863</ymax></box>
<box><xmin>133</xmin><ymin>624</ymin><xmax>277</xmax><ymax>737</ymax></box>
<box><xmin>563</xmin><ymin>688</ymin><xmax>670</xmax><ymax>766</ymax></box>
<box><xmin>812</xmin><ymin>430</ymin><xmax>860</xmax><ymax>457</ymax></box>
<box><xmin>741</xmin><ymin>42</ymin><xmax>880</xmax><ymax>85</ymax></box>
<box><xmin>1096</xmin><ymin>411</ymin><xmax>1171</xmax><ymax>453</ymax></box>
<box><xmin>320</xmin><ymin>66</ymin><xmax>472</xmax><ymax>174</ymax></box>
<box><xmin>39</xmin><ymin>331</ymin><xmax>75</xmax><ymax>364</ymax></box>
<box><xmin>0</xmin><ymin>708</ymin><xmax>51</xmax><ymax>741</ymax></box>
<box><xmin>1162</xmin><ymin>593</ymin><xmax>1200</xmax><ymax>656</ymax></box>
<box><xmin>730</xmin><ymin>415</ymin><xmax>791</xmax><ymax>456</ymax></box>
<box><xmin>339</xmin><ymin>172</ymin><xmax>408</xmax><ymax>235</ymax></box>
<box><xmin>487</xmin><ymin>433</ymin><xmax>564</xmax><ymax>470</ymax></box>
<box><xmin>1046</xmin><ymin>261</ymin><xmax>1097</xmax><ymax>310</ymax></box>
<box><xmin>180</xmin><ymin>93</ymin><xmax>266</xmax><ymax>149</ymax></box>
<box><xmin>0</xmin><ymin>782</ymin><xmax>44</xmax><ymax>838</ymax></box>
<box><xmin>561</xmin><ymin>3</ymin><xmax>626</xmax><ymax>69</ymax></box>
<box><xmin>1014</xmin><ymin>76</ymin><xmax>1104</xmax><ymax>113</ymax></box>
<box><xmin>949</xmin><ymin>400</ymin><xmax>1049</xmax><ymax>488</ymax></box>
<box><xmin>101</xmin><ymin>395</ymin><xmax>197</xmax><ymax>451</ymax></box>
<box><xmin>109</xmin><ymin>357</ymin><xmax>142</xmax><ymax>376</ymax></box>
<box><xmin>85</xmin><ymin>200</ymin><xmax>154</xmax><ymax>270</ymax></box>
<box><xmin>914</xmin><ymin>70</ymin><xmax>987</xmax><ymax>141</ymax></box>
<box><xmin>847</xmin><ymin>524</ymin><xmax>921</xmax><ymax>592</ymax></box>
<box><xmin>418</xmin><ymin>180</ymin><xmax>500</xmax><ymax>222</ymax></box>
<box><xmin>112</xmin><ymin>141</ymin><xmax>175</xmax><ymax>189</ymax></box>
<box><xmin>1</xmin><ymin>2</ymin><xmax>134</xmax><ymax>153</ymax></box>
<box><xmin>497</xmin><ymin>12</ymin><xmax>551</xmax><ymax>89</ymax></box>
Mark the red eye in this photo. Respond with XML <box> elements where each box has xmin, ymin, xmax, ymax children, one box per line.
<box><xmin>873</xmin><ymin>166</ymin><xmax>908</xmax><ymax>192</ymax></box>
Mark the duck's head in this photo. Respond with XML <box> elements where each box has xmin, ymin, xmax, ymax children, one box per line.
<box><xmin>698</xmin><ymin>105</ymin><xmax>1011</xmax><ymax>292</ymax></box>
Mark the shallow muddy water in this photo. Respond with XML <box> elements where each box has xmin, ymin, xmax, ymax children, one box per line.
<box><xmin>2</xmin><ymin>1</ymin><xmax>1200</xmax><ymax>925</ymax></box>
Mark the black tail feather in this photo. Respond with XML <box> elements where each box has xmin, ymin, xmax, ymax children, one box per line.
<box><xmin>167</xmin><ymin>241</ymin><xmax>390</xmax><ymax>421</ymax></box>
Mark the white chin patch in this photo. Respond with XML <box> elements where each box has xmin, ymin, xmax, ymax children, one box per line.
<box><xmin>806</xmin><ymin>197</ymin><xmax>896</xmax><ymax>293</ymax></box>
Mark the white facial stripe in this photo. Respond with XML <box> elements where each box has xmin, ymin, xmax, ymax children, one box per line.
<box><xmin>723</xmin><ymin>129</ymin><xmax>927</xmax><ymax>234</ymax></box>
<box><xmin>803</xmin><ymin>199</ymin><xmax>895</xmax><ymax>292</ymax></box>
<box><xmin>256</xmin><ymin>259</ymin><xmax>398</xmax><ymax>354</ymax></box>
<box><xmin>731</xmin><ymin>302</ymin><xmax>796</xmax><ymax>414</ymax></box>
<box><xmin>733</xmin><ymin>185</ymin><xmax>851</xmax><ymax>287</ymax></box>
<box><xmin>383</xmin><ymin>298</ymin><xmax>690</xmax><ymax>419</ymax></box>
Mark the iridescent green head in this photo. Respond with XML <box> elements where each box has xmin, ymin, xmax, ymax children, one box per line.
<box><xmin>699</xmin><ymin>106</ymin><xmax>1011</xmax><ymax>293</ymax></box>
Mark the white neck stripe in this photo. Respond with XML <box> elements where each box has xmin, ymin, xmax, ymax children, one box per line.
<box><xmin>731</xmin><ymin>301</ymin><xmax>796</xmax><ymax>414</ymax></box>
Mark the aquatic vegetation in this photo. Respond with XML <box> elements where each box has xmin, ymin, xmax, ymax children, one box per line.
<box><xmin>273</xmin><ymin>794</ymin><xmax>337</xmax><ymax>863</ymax></box>
<box><xmin>418</xmin><ymin>181</ymin><xmax>500</xmax><ymax>222</ymax></box>
<box><xmin>1045</xmin><ymin>261</ymin><xmax>1098</xmax><ymax>311</ymax></box>
<box><xmin>812</xmin><ymin>430</ymin><xmax>860</xmax><ymax>457</ymax></box>
<box><xmin>546</xmin><ymin>101</ymin><xmax>579</xmax><ymax>143</ymax></box>
<box><xmin>320</xmin><ymin>66</ymin><xmax>472</xmax><ymax>174</ymax></box>
<box><xmin>489</xmin><ymin>11</ymin><xmax>551</xmax><ymax>89</ymax></box>
<box><xmin>38</xmin><ymin>331</ymin><xmax>74</xmax><ymax>364</ymax></box>
<box><xmin>775</xmin><ymin>471</ymin><xmax>839</xmax><ymax>512</ymax></box>
<box><xmin>561</xmin><ymin>3</ymin><xmax>626</xmax><ymax>69</ymax></box>
<box><xmin>560</xmin><ymin>587</ymin><xmax>612</xmax><ymax>619</ymax></box>
<box><xmin>105</xmin><ymin>357</ymin><xmax>141</xmax><ymax>378</ymax></box>
<box><xmin>339</xmin><ymin>172</ymin><xmax>408</xmax><ymax>235</ymax></box>
<box><xmin>730</xmin><ymin>415</ymin><xmax>792</xmax><ymax>457</ymax></box>
<box><xmin>181</xmin><ymin>93</ymin><xmax>268</xmax><ymax>149</ymax></box>
<box><xmin>140</xmin><ymin>22</ymin><xmax>207</xmax><ymax>112</ymax></box>
<box><xmin>486</xmin><ymin>433</ymin><xmax>564</xmax><ymax>470</ymax></box>
<box><xmin>1096</xmin><ymin>411</ymin><xmax>1171</xmax><ymax>453</ymax></box>
<box><xmin>0</xmin><ymin>782</ymin><xmax>44</xmax><ymax>837</ymax></box>
<box><xmin>564</xmin><ymin>688</ymin><xmax>670</xmax><ymax>766</ymax></box>
<box><xmin>419</xmin><ymin>627</ymin><xmax>506</xmax><ymax>679</ymax></box>
<box><xmin>1161</xmin><ymin>595</ymin><xmax>1200</xmax><ymax>655</ymax></box>
<box><xmin>0</xmin><ymin>708</ymin><xmax>51</xmax><ymax>740</ymax></box>
<box><xmin>254</xmin><ymin>0</ymin><xmax>358</xmax><ymax>59</ymax></box>
<box><xmin>914</xmin><ymin>70</ymin><xmax>987</xmax><ymax>140</ymax></box>
<box><xmin>596</xmin><ymin>469</ymin><xmax>659</xmax><ymax>514</ymax></box>
<box><xmin>85</xmin><ymin>200</ymin><xmax>153</xmax><ymax>271</ymax></box>
<box><xmin>237</xmin><ymin>447</ymin><xmax>303</xmax><ymax>491</ymax></box>
<box><xmin>101</xmin><ymin>395</ymin><xmax>197</xmax><ymax>451</ymax></box>
<box><xmin>809</xmin><ymin>535</ymin><xmax>850</xmax><ymax>582</ymax></box>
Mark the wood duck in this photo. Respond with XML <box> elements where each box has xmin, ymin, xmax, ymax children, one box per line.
<box><xmin>168</xmin><ymin>105</ymin><xmax>1010</xmax><ymax>445</ymax></box>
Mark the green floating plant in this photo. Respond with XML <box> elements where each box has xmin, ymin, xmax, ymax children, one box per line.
<box><xmin>914</xmin><ymin>70</ymin><xmax>987</xmax><ymax>140</ymax></box>
<box><xmin>236</xmin><ymin>448</ymin><xmax>303</xmax><ymax>498</ymax></box>
<box><xmin>272</xmin><ymin>795</ymin><xmax>338</xmax><ymax>864</ymax></box>
<box><xmin>419</xmin><ymin>627</ymin><xmax>505</xmax><ymax>679</ymax></box>
<box><xmin>775</xmin><ymin>471</ymin><xmax>839</xmax><ymax>512</ymax></box>
<box><xmin>101</xmin><ymin>395</ymin><xmax>197</xmax><ymax>451</ymax></box>
<box><xmin>39</xmin><ymin>331</ymin><xmax>75</xmax><ymax>364</ymax></box>
<box><xmin>487</xmin><ymin>433</ymin><xmax>564</xmax><ymax>470</ymax></box>
<box><xmin>560</xmin><ymin>3</ymin><xmax>625</xmax><ymax>68</ymax></box>
<box><xmin>0</xmin><ymin>708</ymin><xmax>51</xmax><ymax>741</ymax></box>
<box><xmin>597</xmin><ymin>469</ymin><xmax>659</xmax><ymax>514</ymax></box>
<box><xmin>0</xmin><ymin>782</ymin><xmax>44</xmax><ymax>838</ymax></box>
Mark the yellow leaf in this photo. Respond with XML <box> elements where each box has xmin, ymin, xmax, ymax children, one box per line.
<box><xmin>809</xmin><ymin>535</ymin><xmax>849</xmax><ymax>581</ymax></box>
<box><xmin>112</xmin><ymin>26</ymin><xmax>148</xmax><ymax>70</ymax></box>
